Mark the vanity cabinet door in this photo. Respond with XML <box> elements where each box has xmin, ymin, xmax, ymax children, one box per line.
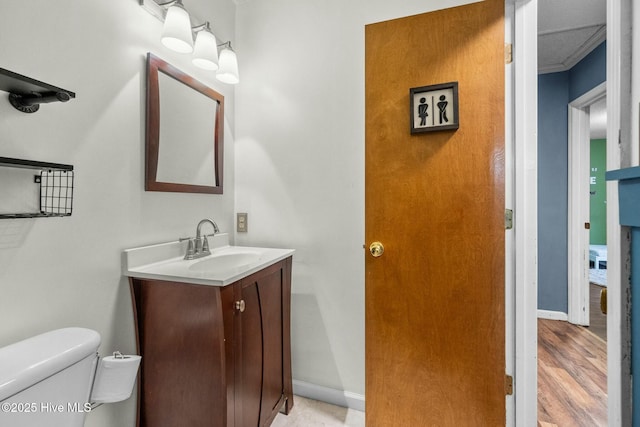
<box><xmin>130</xmin><ymin>279</ymin><xmax>227</xmax><ymax>427</ymax></box>
<box><xmin>234</xmin><ymin>257</ymin><xmax>293</xmax><ymax>427</ymax></box>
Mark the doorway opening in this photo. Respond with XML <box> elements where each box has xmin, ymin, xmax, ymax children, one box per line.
<box><xmin>536</xmin><ymin>1</ymin><xmax>608</xmax><ymax>423</ymax></box>
<box><xmin>587</xmin><ymin>96</ymin><xmax>608</xmax><ymax>342</ymax></box>
<box><xmin>567</xmin><ymin>83</ymin><xmax>607</xmax><ymax>329</ymax></box>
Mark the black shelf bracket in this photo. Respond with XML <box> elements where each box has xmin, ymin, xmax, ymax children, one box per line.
<box><xmin>0</xmin><ymin>68</ymin><xmax>75</xmax><ymax>113</ymax></box>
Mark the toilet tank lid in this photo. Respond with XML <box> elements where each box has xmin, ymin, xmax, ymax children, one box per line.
<box><xmin>0</xmin><ymin>328</ymin><xmax>101</xmax><ymax>402</ymax></box>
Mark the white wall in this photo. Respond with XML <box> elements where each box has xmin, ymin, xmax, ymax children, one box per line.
<box><xmin>234</xmin><ymin>0</ymin><xmax>480</xmax><ymax>400</ymax></box>
<box><xmin>0</xmin><ymin>1</ymin><xmax>236</xmax><ymax>426</ymax></box>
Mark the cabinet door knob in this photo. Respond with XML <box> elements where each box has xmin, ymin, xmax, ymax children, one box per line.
<box><xmin>235</xmin><ymin>300</ymin><xmax>246</xmax><ymax>313</ymax></box>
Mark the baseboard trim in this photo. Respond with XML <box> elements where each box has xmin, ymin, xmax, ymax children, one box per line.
<box><xmin>292</xmin><ymin>380</ymin><xmax>365</xmax><ymax>412</ymax></box>
<box><xmin>537</xmin><ymin>309</ymin><xmax>568</xmax><ymax>321</ymax></box>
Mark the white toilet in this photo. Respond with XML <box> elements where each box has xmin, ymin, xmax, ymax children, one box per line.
<box><xmin>0</xmin><ymin>327</ymin><xmax>140</xmax><ymax>427</ymax></box>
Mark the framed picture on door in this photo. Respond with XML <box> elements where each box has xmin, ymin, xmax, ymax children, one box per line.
<box><xmin>410</xmin><ymin>82</ymin><xmax>459</xmax><ymax>134</ymax></box>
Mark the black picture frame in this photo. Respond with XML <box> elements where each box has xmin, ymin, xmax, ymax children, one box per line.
<box><xmin>410</xmin><ymin>82</ymin><xmax>459</xmax><ymax>134</ymax></box>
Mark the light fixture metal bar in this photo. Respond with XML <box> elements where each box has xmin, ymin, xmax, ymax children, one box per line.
<box><xmin>192</xmin><ymin>22</ymin><xmax>209</xmax><ymax>33</ymax></box>
<box><xmin>140</xmin><ymin>0</ymin><xmax>166</xmax><ymax>22</ymax></box>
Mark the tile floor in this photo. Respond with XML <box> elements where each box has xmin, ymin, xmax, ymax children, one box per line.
<box><xmin>272</xmin><ymin>396</ymin><xmax>365</xmax><ymax>427</ymax></box>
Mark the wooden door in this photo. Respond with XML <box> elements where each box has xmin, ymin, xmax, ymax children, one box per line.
<box><xmin>365</xmin><ymin>1</ymin><xmax>506</xmax><ymax>425</ymax></box>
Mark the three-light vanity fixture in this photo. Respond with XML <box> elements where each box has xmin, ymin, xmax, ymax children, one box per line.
<box><xmin>141</xmin><ymin>0</ymin><xmax>239</xmax><ymax>84</ymax></box>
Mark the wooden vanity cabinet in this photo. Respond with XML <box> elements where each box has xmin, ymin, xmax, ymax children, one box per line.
<box><xmin>130</xmin><ymin>257</ymin><xmax>293</xmax><ymax>427</ymax></box>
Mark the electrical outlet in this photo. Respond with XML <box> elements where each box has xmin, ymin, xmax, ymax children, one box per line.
<box><xmin>237</xmin><ymin>213</ymin><xmax>248</xmax><ymax>232</ymax></box>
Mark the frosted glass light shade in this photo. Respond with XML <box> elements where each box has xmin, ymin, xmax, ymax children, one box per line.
<box><xmin>192</xmin><ymin>30</ymin><xmax>219</xmax><ymax>70</ymax></box>
<box><xmin>161</xmin><ymin>3</ymin><xmax>193</xmax><ymax>53</ymax></box>
<box><xmin>216</xmin><ymin>48</ymin><xmax>239</xmax><ymax>84</ymax></box>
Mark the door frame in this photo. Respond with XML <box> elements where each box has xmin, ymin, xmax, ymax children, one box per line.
<box><xmin>567</xmin><ymin>82</ymin><xmax>606</xmax><ymax>327</ymax></box>
<box><xmin>604</xmin><ymin>0</ymin><xmax>629</xmax><ymax>424</ymax></box>
<box><xmin>504</xmin><ymin>4</ymin><xmax>515</xmax><ymax>424</ymax></box>
<box><xmin>511</xmin><ymin>0</ymin><xmax>539</xmax><ymax>424</ymax></box>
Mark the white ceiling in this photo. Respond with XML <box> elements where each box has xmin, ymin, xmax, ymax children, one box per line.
<box><xmin>538</xmin><ymin>0</ymin><xmax>606</xmax><ymax>74</ymax></box>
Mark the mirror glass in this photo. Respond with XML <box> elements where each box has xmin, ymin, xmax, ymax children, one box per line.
<box><xmin>146</xmin><ymin>53</ymin><xmax>224</xmax><ymax>194</ymax></box>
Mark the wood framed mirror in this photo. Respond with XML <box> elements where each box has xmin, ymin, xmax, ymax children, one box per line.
<box><xmin>145</xmin><ymin>53</ymin><xmax>224</xmax><ymax>194</ymax></box>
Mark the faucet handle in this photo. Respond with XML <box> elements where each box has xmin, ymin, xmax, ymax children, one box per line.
<box><xmin>182</xmin><ymin>238</ymin><xmax>196</xmax><ymax>260</ymax></box>
<box><xmin>202</xmin><ymin>235</ymin><xmax>210</xmax><ymax>254</ymax></box>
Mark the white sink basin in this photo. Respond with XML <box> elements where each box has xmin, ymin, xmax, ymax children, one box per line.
<box><xmin>189</xmin><ymin>250</ymin><xmax>262</xmax><ymax>273</ymax></box>
<box><xmin>123</xmin><ymin>234</ymin><xmax>294</xmax><ymax>286</ymax></box>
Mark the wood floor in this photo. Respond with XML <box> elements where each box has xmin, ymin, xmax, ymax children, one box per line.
<box><xmin>538</xmin><ymin>319</ymin><xmax>607</xmax><ymax>426</ymax></box>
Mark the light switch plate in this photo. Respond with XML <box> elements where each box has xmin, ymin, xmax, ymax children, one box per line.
<box><xmin>237</xmin><ymin>213</ymin><xmax>248</xmax><ymax>232</ymax></box>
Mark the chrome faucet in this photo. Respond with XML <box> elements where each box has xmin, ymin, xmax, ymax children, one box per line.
<box><xmin>182</xmin><ymin>218</ymin><xmax>220</xmax><ymax>260</ymax></box>
<box><xmin>196</xmin><ymin>218</ymin><xmax>219</xmax><ymax>254</ymax></box>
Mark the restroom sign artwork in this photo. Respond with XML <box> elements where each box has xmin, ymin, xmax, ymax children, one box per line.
<box><xmin>410</xmin><ymin>82</ymin><xmax>459</xmax><ymax>134</ymax></box>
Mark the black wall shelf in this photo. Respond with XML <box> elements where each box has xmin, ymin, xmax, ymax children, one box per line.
<box><xmin>0</xmin><ymin>157</ymin><xmax>73</xmax><ymax>171</ymax></box>
<box><xmin>0</xmin><ymin>157</ymin><xmax>74</xmax><ymax>219</ymax></box>
<box><xmin>0</xmin><ymin>68</ymin><xmax>75</xmax><ymax>113</ymax></box>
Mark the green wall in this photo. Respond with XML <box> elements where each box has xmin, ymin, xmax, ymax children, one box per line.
<box><xmin>590</xmin><ymin>138</ymin><xmax>607</xmax><ymax>244</ymax></box>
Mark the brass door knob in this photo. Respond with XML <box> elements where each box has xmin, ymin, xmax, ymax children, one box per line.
<box><xmin>600</xmin><ymin>288</ymin><xmax>607</xmax><ymax>315</ymax></box>
<box><xmin>369</xmin><ymin>242</ymin><xmax>384</xmax><ymax>257</ymax></box>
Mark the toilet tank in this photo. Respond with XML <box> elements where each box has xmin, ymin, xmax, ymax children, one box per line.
<box><xmin>0</xmin><ymin>328</ymin><xmax>101</xmax><ymax>427</ymax></box>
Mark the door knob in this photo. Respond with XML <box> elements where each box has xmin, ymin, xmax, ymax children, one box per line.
<box><xmin>235</xmin><ymin>300</ymin><xmax>246</xmax><ymax>313</ymax></box>
<box><xmin>369</xmin><ymin>241</ymin><xmax>384</xmax><ymax>257</ymax></box>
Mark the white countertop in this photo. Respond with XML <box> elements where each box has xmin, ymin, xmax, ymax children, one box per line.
<box><xmin>123</xmin><ymin>234</ymin><xmax>294</xmax><ymax>286</ymax></box>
